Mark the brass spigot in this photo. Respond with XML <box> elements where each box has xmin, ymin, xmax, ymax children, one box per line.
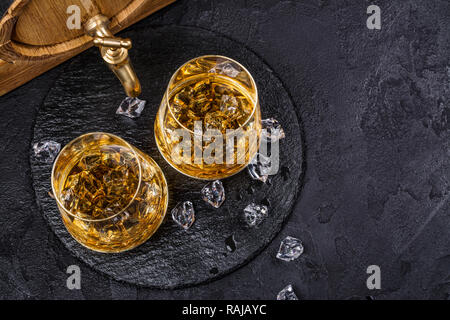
<box><xmin>84</xmin><ymin>15</ymin><xmax>141</xmax><ymax>97</ymax></box>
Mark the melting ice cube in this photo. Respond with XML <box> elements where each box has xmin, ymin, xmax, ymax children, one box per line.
<box><xmin>244</xmin><ymin>203</ymin><xmax>268</xmax><ymax>227</ymax></box>
<box><xmin>277</xmin><ymin>284</ymin><xmax>298</xmax><ymax>300</ymax></box>
<box><xmin>172</xmin><ymin>201</ymin><xmax>195</xmax><ymax>230</ymax></box>
<box><xmin>116</xmin><ymin>97</ymin><xmax>146</xmax><ymax>118</ymax></box>
<box><xmin>261</xmin><ymin>118</ymin><xmax>285</xmax><ymax>142</ymax></box>
<box><xmin>276</xmin><ymin>236</ymin><xmax>304</xmax><ymax>261</ymax></box>
<box><xmin>201</xmin><ymin>180</ymin><xmax>225</xmax><ymax>208</ymax></box>
<box><xmin>33</xmin><ymin>140</ymin><xmax>61</xmax><ymax>164</ymax></box>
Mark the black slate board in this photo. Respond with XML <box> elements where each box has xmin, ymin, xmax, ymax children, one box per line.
<box><xmin>30</xmin><ymin>25</ymin><xmax>304</xmax><ymax>288</ymax></box>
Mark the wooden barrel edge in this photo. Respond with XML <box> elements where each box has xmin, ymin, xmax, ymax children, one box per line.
<box><xmin>0</xmin><ymin>0</ymin><xmax>175</xmax><ymax>61</ymax></box>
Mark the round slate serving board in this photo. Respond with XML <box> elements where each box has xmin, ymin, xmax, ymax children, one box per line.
<box><xmin>30</xmin><ymin>25</ymin><xmax>304</xmax><ymax>288</ymax></box>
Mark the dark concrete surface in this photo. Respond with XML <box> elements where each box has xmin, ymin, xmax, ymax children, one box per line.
<box><xmin>0</xmin><ymin>0</ymin><xmax>449</xmax><ymax>299</ymax></box>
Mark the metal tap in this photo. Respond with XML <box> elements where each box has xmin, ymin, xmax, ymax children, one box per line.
<box><xmin>84</xmin><ymin>15</ymin><xmax>141</xmax><ymax>97</ymax></box>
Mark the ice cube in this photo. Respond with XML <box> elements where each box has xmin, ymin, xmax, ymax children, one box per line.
<box><xmin>276</xmin><ymin>236</ymin><xmax>304</xmax><ymax>261</ymax></box>
<box><xmin>220</xmin><ymin>95</ymin><xmax>238</xmax><ymax>114</ymax></box>
<box><xmin>173</xmin><ymin>91</ymin><xmax>191</xmax><ymax>108</ymax></box>
<box><xmin>261</xmin><ymin>118</ymin><xmax>285</xmax><ymax>142</ymax></box>
<box><xmin>142</xmin><ymin>181</ymin><xmax>161</xmax><ymax>203</ymax></box>
<box><xmin>33</xmin><ymin>140</ymin><xmax>61</xmax><ymax>164</ymax></box>
<box><xmin>201</xmin><ymin>180</ymin><xmax>225</xmax><ymax>208</ymax></box>
<box><xmin>244</xmin><ymin>203</ymin><xmax>268</xmax><ymax>227</ymax></box>
<box><xmin>60</xmin><ymin>187</ymin><xmax>77</xmax><ymax>209</ymax></box>
<box><xmin>277</xmin><ymin>284</ymin><xmax>298</xmax><ymax>300</ymax></box>
<box><xmin>247</xmin><ymin>153</ymin><xmax>272</xmax><ymax>183</ymax></box>
<box><xmin>102</xmin><ymin>166</ymin><xmax>133</xmax><ymax>194</ymax></box>
<box><xmin>100</xmin><ymin>147</ymin><xmax>122</xmax><ymax>168</ymax></box>
<box><xmin>171</xmin><ymin>201</ymin><xmax>195</xmax><ymax>230</ymax></box>
<box><xmin>116</xmin><ymin>97</ymin><xmax>146</xmax><ymax>118</ymax></box>
<box><xmin>209</xmin><ymin>62</ymin><xmax>240</xmax><ymax>77</ymax></box>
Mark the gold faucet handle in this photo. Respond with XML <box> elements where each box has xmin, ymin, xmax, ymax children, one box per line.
<box><xmin>93</xmin><ymin>37</ymin><xmax>132</xmax><ymax>50</ymax></box>
<box><xmin>85</xmin><ymin>14</ymin><xmax>141</xmax><ymax>98</ymax></box>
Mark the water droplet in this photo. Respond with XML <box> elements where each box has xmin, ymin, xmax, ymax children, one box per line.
<box><xmin>225</xmin><ymin>235</ymin><xmax>236</xmax><ymax>252</ymax></box>
<box><xmin>209</xmin><ymin>267</ymin><xmax>219</xmax><ymax>274</ymax></box>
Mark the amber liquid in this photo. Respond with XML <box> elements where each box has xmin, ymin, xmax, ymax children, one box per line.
<box><xmin>169</xmin><ymin>75</ymin><xmax>255</xmax><ymax>132</ymax></box>
<box><xmin>155</xmin><ymin>62</ymin><xmax>261</xmax><ymax>180</ymax></box>
<box><xmin>57</xmin><ymin>142</ymin><xmax>168</xmax><ymax>253</ymax></box>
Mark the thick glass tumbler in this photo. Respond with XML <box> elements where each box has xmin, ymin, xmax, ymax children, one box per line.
<box><xmin>51</xmin><ymin>132</ymin><xmax>168</xmax><ymax>253</ymax></box>
<box><xmin>155</xmin><ymin>55</ymin><xmax>262</xmax><ymax>180</ymax></box>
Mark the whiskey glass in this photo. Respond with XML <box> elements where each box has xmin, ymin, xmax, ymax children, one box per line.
<box><xmin>155</xmin><ymin>55</ymin><xmax>262</xmax><ymax>180</ymax></box>
<box><xmin>51</xmin><ymin>132</ymin><xmax>168</xmax><ymax>253</ymax></box>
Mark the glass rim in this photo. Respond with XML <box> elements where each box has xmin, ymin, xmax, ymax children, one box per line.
<box><xmin>164</xmin><ymin>55</ymin><xmax>260</xmax><ymax>135</ymax></box>
<box><xmin>51</xmin><ymin>132</ymin><xmax>143</xmax><ymax>223</ymax></box>
<box><xmin>154</xmin><ymin>125</ymin><xmax>260</xmax><ymax>181</ymax></box>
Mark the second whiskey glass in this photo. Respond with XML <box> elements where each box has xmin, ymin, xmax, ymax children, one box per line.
<box><xmin>155</xmin><ymin>55</ymin><xmax>262</xmax><ymax>180</ymax></box>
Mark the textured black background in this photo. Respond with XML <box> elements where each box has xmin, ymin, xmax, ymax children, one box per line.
<box><xmin>0</xmin><ymin>0</ymin><xmax>449</xmax><ymax>299</ymax></box>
